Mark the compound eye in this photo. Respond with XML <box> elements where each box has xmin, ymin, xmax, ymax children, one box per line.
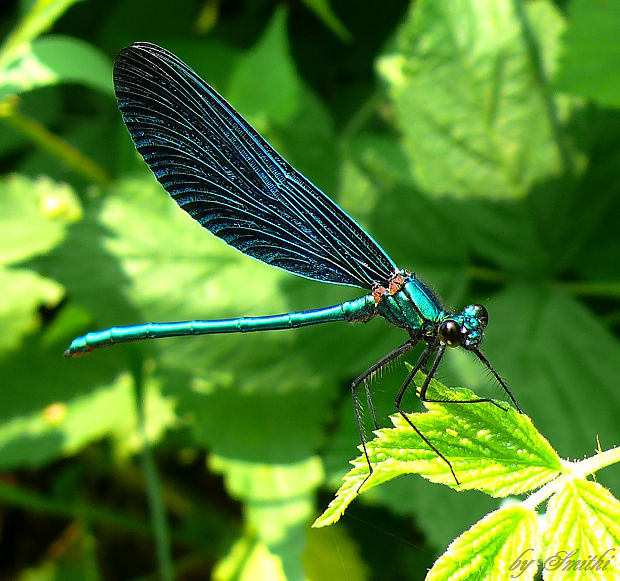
<box><xmin>439</xmin><ymin>320</ymin><xmax>463</xmax><ymax>347</ymax></box>
<box><xmin>472</xmin><ymin>304</ymin><xmax>488</xmax><ymax>328</ymax></box>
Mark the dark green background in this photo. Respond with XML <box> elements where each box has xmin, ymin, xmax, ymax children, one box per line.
<box><xmin>0</xmin><ymin>0</ymin><xmax>618</xmax><ymax>579</ymax></box>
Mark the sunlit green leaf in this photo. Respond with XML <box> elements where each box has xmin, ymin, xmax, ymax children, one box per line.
<box><xmin>0</xmin><ymin>366</ymin><xmax>175</xmax><ymax>470</ymax></box>
<box><xmin>0</xmin><ymin>0</ymin><xmax>84</xmax><ymax>69</ymax></box>
<box><xmin>543</xmin><ymin>478</ymin><xmax>620</xmax><ymax>581</ymax></box>
<box><xmin>427</xmin><ymin>505</ymin><xmax>539</xmax><ymax>581</ymax></box>
<box><xmin>0</xmin><ymin>174</ymin><xmax>81</xmax><ymax>266</ymax></box>
<box><xmin>379</xmin><ymin>0</ymin><xmax>566</xmax><ymax>199</ymax></box>
<box><xmin>0</xmin><ymin>36</ymin><xmax>113</xmax><ymax>100</ymax></box>
<box><xmin>314</xmin><ymin>376</ymin><xmax>561</xmax><ymax>526</ymax></box>
<box><xmin>211</xmin><ymin>456</ymin><xmax>322</xmax><ymax>580</ymax></box>
<box><xmin>0</xmin><ymin>175</ymin><xmax>80</xmax><ymax>353</ymax></box>
<box><xmin>213</xmin><ymin>534</ymin><xmax>287</xmax><ymax>581</ymax></box>
<box><xmin>209</xmin><ymin>455</ymin><xmax>323</xmax><ymax>503</ymax></box>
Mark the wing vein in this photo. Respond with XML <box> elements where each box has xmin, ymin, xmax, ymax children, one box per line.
<box><xmin>113</xmin><ymin>42</ymin><xmax>397</xmax><ymax>288</ymax></box>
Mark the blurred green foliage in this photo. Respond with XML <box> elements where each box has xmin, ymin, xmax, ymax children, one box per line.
<box><xmin>0</xmin><ymin>0</ymin><xmax>618</xmax><ymax>579</ymax></box>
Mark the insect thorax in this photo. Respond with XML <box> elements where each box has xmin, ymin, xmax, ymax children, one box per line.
<box><xmin>374</xmin><ymin>270</ymin><xmax>442</xmax><ymax>332</ymax></box>
<box><xmin>373</xmin><ymin>271</ymin><xmax>488</xmax><ymax>349</ymax></box>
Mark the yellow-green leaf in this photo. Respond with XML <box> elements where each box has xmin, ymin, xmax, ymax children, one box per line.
<box><xmin>314</xmin><ymin>375</ymin><xmax>562</xmax><ymax>527</ymax></box>
<box><xmin>427</xmin><ymin>505</ymin><xmax>539</xmax><ymax>580</ymax></box>
<box><xmin>543</xmin><ymin>478</ymin><xmax>620</xmax><ymax>581</ymax></box>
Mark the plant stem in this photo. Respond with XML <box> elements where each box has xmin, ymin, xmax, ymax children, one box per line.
<box><xmin>0</xmin><ymin>96</ymin><xmax>110</xmax><ymax>184</ymax></box>
<box><xmin>131</xmin><ymin>354</ymin><xmax>174</xmax><ymax>581</ymax></box>
<box><xmin>522</xmin><ymin>447</ymin><xmax>620</xmax><ymax>511</ymax></box>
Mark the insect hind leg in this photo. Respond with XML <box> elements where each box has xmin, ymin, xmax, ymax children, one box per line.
<box><xmin>350</xmin><ymin>339</ymin><xmax>417</xmax><ymax>490</ymax></box>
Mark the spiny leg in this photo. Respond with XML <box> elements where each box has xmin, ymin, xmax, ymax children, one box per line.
<box><xmin>393</xmin><ymin>343</ymin><xmax>461</xmax><ymax>484</ymax></box>
<box><xmin>411</xmin><ymin>345</ymin><xmax>522</xmax><ymax>484</ymax></box>
<box><xmin>472</xmin><ymin>347</ymin><xmax>522</xmax><ymax>413</ymax></box>
<box><xmin>351</xmin><ymin>340</ymin><xmax>417</xmax><ymax>488</ymax></box>
<box><xmin>418</xmin><ymin>348</ymin><xmax>515</xmax><ymax>412</ymax></box>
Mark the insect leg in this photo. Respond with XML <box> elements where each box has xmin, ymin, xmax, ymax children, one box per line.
<box><xmin>472</xmin><ymin>347</ymin><xmax>522</xmax><ymax>413</ymax></box>
<box><xmin>351</xmin><ymin>339</ymin><xmax>417</xmax><ymax>488</ymax></box>
<box><xmin>419</xmin><ymin>348</ymin><xmax>514</xmax><ymax>412</ymax></box>
<box><xmin>393</xmin><ymin>343</ymin><xmax>461</xmax><ymax>484</ymax></box>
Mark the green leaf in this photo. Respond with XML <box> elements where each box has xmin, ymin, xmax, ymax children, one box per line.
<box><xmin>543</xmin><ymin>478</ymin><xmax>620</xmax><ymax>581</ymax></box>
<box><xmin>227</xmin><ymin>8</ymin><xmax>299</xmax><ymax>126</ymax></box>
<box><xmin>0</xmin><ymin>175</ymin><xmax>80</xmax><ymax>353</ymax></box>
<box><xmin>0</xmin><ymin>174</ymin><xmax>81</xmax><ymax>266</ymax></box>
<box><xmin>378</xmin><ymin>0</ymin><xmax>566</xmax><ymax>199</ymax></box>
<box><xmin>226</xmin><ymin>7</ymin><xmax>338</xmax><ymax>191</ymax></box>
<box><xmin>314</xmin><ymin>375</ymin><xmax>561</xmax><ymax>527</ymax></box>
<box><xmin>209</xmin><ymin>455</ymin><xmax>323</xmax><ymax>502</ymax></box>
<box><xmin>0</xmin><ymin>268</ymin><xmax>62</xmax><ymax>354</ymax></box>
<box><xmin>303</xmin><ymin>527</ymin><xmax>369</xmax><ymax>581</ymax></box>
<box><xmin>426</xmin><ymin>505</ymin><xmax>539</xmax><ymax>581</ymax></box>
<box><xmin>213</xmin><ymin>534</ymin><xmax>288</xmax><ymax>581</ymax></box>
<box><xmin>0</xmin><ymin>0</ymin><xmax>84</xmax><ymax>69</ymax></box>
<box><xmin>527</xmin><ymin>0</ymin><xmax>568</xmax><ymax>82</ymax></box>
<box><xmin>210</xmin><ymin>456</ymin><xmax>322</xmax><ymax>581</ymax></box>
<box><xmin>43</xmin><ymin>176</ymin><xmax>339</xmax><ymax>455</ymax></box>
<box><xmin>301</xmin><ymin>0</ymin><xmax>351</xmax><ymax>42</ymax></box>
<box><xmin>482</xmin><ymin>285</ymin><xmax>620</xmax><ymax>467</ymax></box>
<box><xmin>0</xmin><ymin>361</ymin><xmax>175</xmax><ymax>470</ymax></box>
<box><xmin>0</xmin><ymin>36</ymin><xmax>113</xmax><ymax>100</ymax></box>
<box><xmin>554</xmin><ymin>0</ymin><xmax>620</xmax><ymax>108</ymax></box>
<box><xmin>347</xmin><ymin>133</ymin><xmax>415</xmax><ymax>194</ymax></box>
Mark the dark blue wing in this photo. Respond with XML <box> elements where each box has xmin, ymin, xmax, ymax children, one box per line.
<box><xmin>113</xmin><ymin>42</ymin><xmax>397</xmax><ymax>289</ymax></box>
